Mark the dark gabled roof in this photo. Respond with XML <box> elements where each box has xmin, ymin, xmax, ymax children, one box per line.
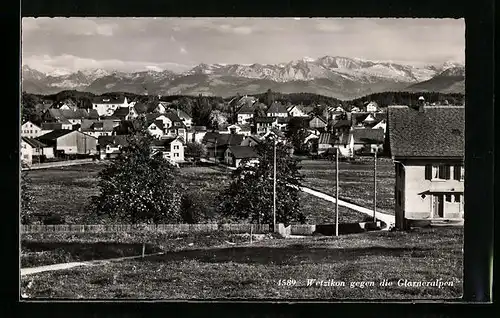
<box><xmin>153</xmin><ymin>120</ymin><xmax>165</xmax><ymax>131</ymax></box>
<box><xmin>37</xmin><ymin>129</ymin><xmax>73</xmax><ymax>141</ymax></box>
<box><xmin>202</xmin><ymin>132</ymin><xmax>245</xmax><ymax>147</ymax></box>
<box><xmin>227</xmin><ymin>146</ymin><xmax>259</xmax><ymax>159</ymax></box>
<box><xmin>92</xmin><ymin>96</ymin><xmax>126</xmax><ymax>104</ymax></box>
<box><xmin>111</xmin><ymin>107</ymin><xmax>130</xmax><ymax>120</ymax></box>
<box><xmin>145</xmin><ymin>113</ymin><xmax>162</xmax><ymax>125</ymax></box>
<box><xmin>237</xmin><ymin>103</ymin><xmax>255</xmax><ymax>115</ymax></box>
<box><xmin>318</xmin><ymin>132</ymin><xmax>335</xmax><ymax>145</ymax></box>
<box><xmin>267</xmin><ymin>102</ymin><xmax>288</xmax><ymax>114</ymax></box>
<box><xmin>80</xmin><ymin>119</ymin><xmax>117</xmax><ymax>132</ymax></box>
<box><xmin>254</xmin><ymin>116</ymin><xmax>276</xmax><ymax>124</ymax></box>
<box><xmin>387</xmin><ymin>106</ymin><xmax>465</xmax><ymax>158</ymax></box>
<box><xmin>98</xmin><ymin>135</ymin><xmax>129</xmax><ymax>147</ymax></box>
<box><xmin>41</xmin><ymin>122</ymin><xmax>63</xmax><ymax>130</ymax></box>
<box><xmin>352</xmin><ymin>128</ymin><xmax>385</xmax><ymax>144</ymax></box>
<box><xmin>21</xmin><ymin>137</ymin><xmax>48</xmax><ymax>148</ymax></box>
<box><xmin>309</xmin><ymin>115</ymin><xmax>328</xmax><ymax>124</ymax></box>
<box><xmin>333</xmin><ymin>120</ymin><xmax>351</xmax><ymax>129</ymax></box>
<box><xmin>176</xmin><ymin>109</ymin><xmax>192</xmax><ymax>120</ymax></box>
<box><xmin>164</xmin><ymin>111</ymin><xmax>184</xmax><ymax>123</ymax></box>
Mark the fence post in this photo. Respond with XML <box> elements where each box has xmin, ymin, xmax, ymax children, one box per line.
<box><xmin>142</xmin><ymin>243</ymin><xmax>145</xmax><ymax>259</ymax></box>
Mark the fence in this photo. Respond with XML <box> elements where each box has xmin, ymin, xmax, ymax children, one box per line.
<box><xmin>20</xmin><ymin>223</ymin><xmax>271</xmax><ymax>234</ymax></box>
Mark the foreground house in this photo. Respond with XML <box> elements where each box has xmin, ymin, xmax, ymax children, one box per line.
<box><xmin>37</xmin><ymin>130</ymin><xmax>98</xmax><ymax>157</ymax></box>
<box><xmin>224</xmin><ymin>146</ymin><xmax>259</xmax><ymax>168</ymax></box>
<box><xmin>21</xmin><ymin>121</ymin><xmax>42</xmax><ymax>138</ymax></box>
<box><xmin>387</xmin><ymin>104</ymin><xmax>465</xmax><ymax>229</ymax></box>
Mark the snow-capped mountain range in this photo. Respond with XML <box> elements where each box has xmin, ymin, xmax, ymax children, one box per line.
<box><xmin>21</xmin><ymin>56</ymin><xmax>465</xmax><ymax>99</ymax></box>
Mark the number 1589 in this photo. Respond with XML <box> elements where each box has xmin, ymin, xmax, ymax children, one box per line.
<box><xmin>278</xmin><ymin>279</ymin><xmax>297</xmax><ymax>286</ymax></box>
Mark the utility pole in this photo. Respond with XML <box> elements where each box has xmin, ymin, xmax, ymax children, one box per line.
<box><xmin>335</xmin><ymin>147</ymin><xmax>339</xmax><ymax>237</ymax></box>
<box><xmin>373</xmin><ymin>150</ymin><xmax>377</xmax><ymax>223</ymax></box>
<box><xmin>273</xmin><ymin>137</ymin><xmax>277</xmax><ymax>233</ymax></box>
<box><xmin>214</xmin><ymin>138</ymin><xmax>217</xmax><ymax>164</ymax></box>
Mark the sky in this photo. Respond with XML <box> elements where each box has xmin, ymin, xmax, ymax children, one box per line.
<box><xmin>21</xmin><ymin>18</ymin><xmax>465</xmax><ymax>75</ymax></box>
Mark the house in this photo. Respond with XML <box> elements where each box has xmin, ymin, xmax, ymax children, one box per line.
<box><xmin>43</xmin><ymin>108</ymin><xmax>99</xmax><ymax>125</ymax></box>
<box><xmin>128</xmin><ymin>102</ymin><xmax>148</xmax><ymax>120</ymax></box>
<box><xmin>21</xmin><ymin>121</ymin><xmax>42</xmax><ymax>138</ymax></box>
<box><xmin>351</xmin><ymin>106</ymin><xmax>361</xmax><ymax>113</ymax></box>
<box><xmin>40</xmin><ymin>122</ymin><xmax>73</xmax><ymax>135</ymax></box>
<box><xmin>287</xmin><ymin>104</ymin><xmax>308</xmax><ymax>117</ymax></box>
<box><xmin>309</xmin><ymin>115</ymin><xmax>328</xmax><ymax>131</ymax></box>
<box><xmin>152</xmin><ymin>136</ymin><xmax>185</xmax><ymax>163</ymax></box>
<box><xmin>97</xmin><ymin>135</ymin><xmax>129</xmax><ymax>160</ymax></box>
<box><xmin>57</xmin><ymin>99</ymin><xmax>78</xmax><ymax>111</ymax></box>
<box><xmin>80</xmin><ymin>119</ymin><xmax>118</xmax><ymax>138</ymax></box>
<box><xmin>317</xmin><ymin>132</ymin><xmax>336</xmax><ymax>155</ymax></box>
<box><xmin>351</xmin><ymin>112</ymin><xmax>387</xmax><ymax>129</ymax></box>
<box><xmin>109</xmin><ymin>107</ymin><xmax>131</xmax><ymax>121</ymax></box>
<box><xmin>372</xmin><ymin>119</ymin><xmax>387</xmax><ymax>133</ymax></box>
<box><xmin>224</xmin><ymin>146</ymin><xmax>259</xmax><ymax>168</ymax></box>
<box><xmin>202</xmin><ymin>132</ymin><xmax>245</xmax><ymax>162</ymax></box>
<box><xmin>236</xmin><ymin>103</ymin><xmax>255</xmax><ymax>125</ymax></box>
<box><xmin>333</xmin><ymin>132</ymin><xmax>353</xmax><ymax>158</ymax></box>
<box><xmin>155</xmin><ymin>102</ymin><xmax>169</xmax><ymax>114</ymax></box>
<box><xmin>219</xmin><ymin>124</ymin><xmax>252</xmax><ymax>136</ymax></box>
<box><xmin>37</xmin><ymin>130</ymin><xmax>98</xmax><ymax>157</ymax></box>
<box><xmin>352</xmin><ymin>128</ymin><xmax>385</xmax><ymax>154</ymax></box>
<box><xmin>388</xmin><ymin>105</ymin><xmax>465</xmax><ymax>229</ymax></box>
<box><xmin>266</xmin><ymin>102</ymin><xmax>289</xmax><ymax>117</ymax></box>
<box><xmin>364</xmin><ymin>101</ymin><xmax>379</xmax><ymax>112</ymax></box>
<box><xmin>92</xmin><ymin>96</ymin><xmax>129</xmax><ymax>117</ymax></box>
<box><xmin>21</xmin><ymin>137</ymin><xmax>54</xmax><ymax>165</ymax></box>
<box><xmin>331</xmin><ymin>120</ymin><xmax>352</xmax><ymax>135</ymax></box>
<box><xmin>145</xmin><ymin>112</ymin><xmax>187</xmax><ymax>140</ymax></box>
<box><xmin>254</xmin><ymin>117</ymin><xmax>278</xmax><ymax>135</ymax></box>
<box><xmin>276</xmin><ymin>117</ymin><xmax>290</xmax><ymax>131</ymax></box>
<box><xmin>175</xmin><ymin>109</ymin><xmax>193</xmax><ymax>129</ymax></box>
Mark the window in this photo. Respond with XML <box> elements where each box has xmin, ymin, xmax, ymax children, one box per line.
<box><xmin>453</xmin><ymin>165</ymin><xmax>462</xmax><ymax>180</ymax></box>
<box><xmin>425</xmin><ymin>164</ymin><xmax>432</xmax><ymax>180</ymax></box>
<box><xmin>445</xmin><ymin>194</ymin><xmax>452</xmax><ymax>202</ymax></box>
<box><xmin>454</xmin><ymin>194</ymin><xmax>461</xmax><ymax>203</ymax></box>
<box><xmin>174</xmin><ymin>145</ymin><xmax>179</xmax><ymax>150</ymax></box>
<box><xmin>174</xmin><ymin>153</ymin><xmax>179</xmax><ymax>157</ymax></box>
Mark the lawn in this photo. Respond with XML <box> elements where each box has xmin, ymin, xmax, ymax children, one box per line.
<box><xmin>25</xmin><ymin>162</ymin><xmax>371</xmax><ymax>225</ymax></box>
<box><xmin>21</xmin><ymin>227</ymin><xmax>463</xmax><ymax>299</ymax></box>
<box><xmin>299</xmin><ymin>158</ymin><xmax>396</xmax><ymax>215</ymax></box>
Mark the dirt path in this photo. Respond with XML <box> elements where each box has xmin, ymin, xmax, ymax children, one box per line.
<box><xmin>22</xmin><ymin>158</ymin><xmax>99</xmax><ymax>171</ymax></box>
<box><xmin>21</xmin><ymin>252</ymin><xmax>165</xmax><ymax>277</ymax></box>
<box><xmin>299</xmin><ymin>186</ymin><xmax>395</xmax><ymax>229</ymax></box>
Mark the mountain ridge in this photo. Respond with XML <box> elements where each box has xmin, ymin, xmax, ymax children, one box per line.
<box><xmin>22</xmin><ymin>56</ymin><xmax>465</xmax><ymax>99</ymax></box>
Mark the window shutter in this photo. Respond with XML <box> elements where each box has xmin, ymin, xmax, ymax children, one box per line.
<box><xmin>446</xmin><ymin>165</ymin><xmax>451</xmax><ymax>179</ymax></box>
<box><xmin>454</xmin><ymin>165</ymin><xmax>461</xmax><ymax>180</ymax></box>
<box><xmin>425</xmin><ymin>165</ymin><xmax>432</xmax><ymax>180</ymax></box>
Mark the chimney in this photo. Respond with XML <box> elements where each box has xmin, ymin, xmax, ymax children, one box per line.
<box><xmin>418</xmin><ymin>96</ymin><xmax>425</xmax><ymax>112</ymax></box>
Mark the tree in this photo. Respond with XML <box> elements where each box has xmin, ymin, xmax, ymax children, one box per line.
<box><xmin>21</xmin><ymin>172</ymin><xmax>36</xmax><ymax>224</ymax></box>
<box><xmin>286</xmin><ymin>117</ymin><xmax>310</xmax><ymax>155</ymax></box>
<box><xmin>216</xmin><ymin>136</ymin><xmax>305</xmax><ymax>226</ymax></box>
<box><xmin>90</xmin><ymin>117</ymin><xmax>182</xmax><ymax>224</ymax></box>
<box><xmin>265</xmin><ymin>89</ymin><xmax>274</xmax><ymax>107</ymax></box>
<box><xmin>209</xmin><ymin>110</ymin><xmax>228</xmax><ymax>130</ymax></box>
<box><xmin>185</xmin><ymin>142</ymin><xmax>207</xmax><ymax>163</ymax></box>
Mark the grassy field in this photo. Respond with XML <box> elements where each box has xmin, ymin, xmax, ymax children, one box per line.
<box><xmin>21</xmin><ymin>227</ymin><xmax>463</xmax><ymax>299</ymax></box>
<box><xmin>25</xmin><ymin>162</ymin><xmax>371</xmax><ymax>225</ymax></box>
<box><xmin>299</xmin><ymin>158</ymin><xmax>396</xmax><ymax>215</ymax></box>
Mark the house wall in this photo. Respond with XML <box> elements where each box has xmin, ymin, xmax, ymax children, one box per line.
<box><xmin>57</xmin><ymin>131</ymin><xmax>98</xmax><ymax>155</ymax></box>
<box><xmin>170</xmin><ymin>140</ymin><xmax>184</xmax><ymax>162</ymax></box>
<box><xmin>267</xmin><ymin>112</ymin><xmax>288</xmax><ymax>117</ymax></box>
<box><xmin>148</xmin><ymin>124</ymin><xmax>164</xmax><ymax>139</ymax></box>
<box><xmin>318</xmin><ymin>143</ymin><xmax>333</xmax><ymax>154</ymax></box>
<box><xmin>237</xmin><ymin>114</ymin><xmax>253</xmax><ymax>124</ymax></box>
<box><xmin>397</xmin><ymin>160</ymin><xmax>464</xmax><ymax>228</ymax></box>
<box><xmin>43</xmin><ymin>147</ymin><xmax>55</xmax><ymax>158</ymax></box>
<box><xmin>309</xmin><ymin>118</ymin><xmax>327</xmax><ymax>129</ymax></box>
<box><xmin>289</xmin><ymin>108</ymin><xmax>306</xmax><ymax>117</ymax></box>
<box><xmin>20</xmin><ymin>141</ymin><xmax>33</xmax><ymax>165</ymax></box>
<box><xmin>21</xmin><ymin>122</ymin><xmax>42</xmax><ymax>138</ymax></box>
<box><xmin>83</xmin><ymin>131</ymin><xmax>114</xmax><ymax>139</ymax></box>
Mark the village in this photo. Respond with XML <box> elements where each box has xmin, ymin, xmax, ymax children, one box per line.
<box><xmin>20</xmin><ymin>17</ymin><xmax>467</xmax><ymax>300</ymax></box>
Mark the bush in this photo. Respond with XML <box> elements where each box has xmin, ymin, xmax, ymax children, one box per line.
<box><xmin>180</xmin><ymin>191</ymin><xmax>215</xmax><ymax>224</ymax></box>
<box><xmin>42</xmin><ymin>213</ymin><xmax>65</xmax><ymax>225</ymax></box>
